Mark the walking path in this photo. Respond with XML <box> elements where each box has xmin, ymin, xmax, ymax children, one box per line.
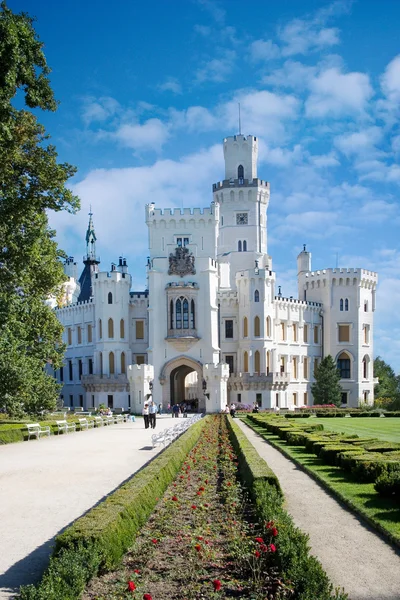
<box><xmin>236</xmin><ymin>418</ymin><xmax>400</xmax><ymax>600</ymax></box>
<box><xmin>0</xmin><ymin>415</ymin><xmax>176</xmax><ymax>600</ymax></box>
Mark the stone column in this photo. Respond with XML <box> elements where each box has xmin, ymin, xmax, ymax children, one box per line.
<box><xmin>127</xmin><ymin>364</ymin><xmax>154</xmax><ymax>414</ymax></box>
<box><xmin>203</xmin><ymin>363</ymin><xmax>229</xmax><ymax>413</ymax></box>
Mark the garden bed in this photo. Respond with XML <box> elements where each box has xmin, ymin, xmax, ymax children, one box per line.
<box><xmin>79</xmin><ymin>416</ymin><xmax>346</xmax><ymax>600</ymax></box>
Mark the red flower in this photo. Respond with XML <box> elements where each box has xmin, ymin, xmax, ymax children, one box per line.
<box><xmin>151</xmin><ymin>538</ymin><xmax>158</xmax><ymax>544</ymax></box>
<box><xmin>172</xmin><ymin>496</ymin><xmax>178</xmax><ymax>502</ymax></box>
<box><xmin>197</xmin><ymin>491</ymin><xmax>202</xmax><ymax>495</ymax></box>
<box><xmin>127</xmin><ymin>581</ymin><xmax>136</xmax><ymax>591</ymax></box>
<box><xmin>272</xmin><ymin>527</ymin><xmax>278</xmax><ymax>537</ymax></box>
<box><xmin>266</xmin><ymin>520</ymin><xmax>274</xmax><ymax>529</ymax></box>
<box><xmin>213</xmin><ymin>579</ymin><xmax>222</xmax><ymax>591</ymax></box>
<box><xmin>143</xmin><ymin>595</ymin><xmax>153</xmax><ymax>600</ymax></box>
<box><xmin>195</xmin><ymin>544</ymin><xmax>202</xmax><ymax>552</ymax></box>
<box><xmin>191</xmin><ymin>504</ymin><xmax>197</xmax><ymax>509</ymax></box>
<box><xmin>255</xmin><ymin>537</ymin><xmax>264</xmax><ymax>544</ymax></box>
<box><xmin>134</xmin><ymin>568</ymin><xmax>141</xmax><ymax>573</ymax></box>
<box><xmin>269</xmin><ymin>543</ymin><xmax>276</xmax><ymax>552</ymax></box>
<box><xmin>226</xmin><ymin>482</ymin><xmax>232</xmax><ymax>486</ymax></box>
<box><xmin>197</xmin><ymin>536</ymin><xmax>203</xmax><ymax>540</ymax></box>
<box><xmin>254</xmin><ymin>550</ymin><xmax>261</xmax><ymax>558</ymax></box>
<box><xmin>205</xmin><ymin>479</ymin><xmax>208</xmax><ymax>484</ymax></box>
<box><xmin>260</xmin><ymin>544</ymin><xmax>268</xmax><ymax>553</ymax></box>
<box><xmin>199</xmin><ymin>486</ymin><xmax>205</xmax><ymax>491</ymax></box>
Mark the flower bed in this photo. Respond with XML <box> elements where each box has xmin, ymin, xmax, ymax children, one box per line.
<box><xmin>80</xmin><ymin>416</ymin><xmax>346</xmax><ymax>600</ymax></box>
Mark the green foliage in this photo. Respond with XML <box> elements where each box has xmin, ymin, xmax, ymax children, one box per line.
<box><xmin>0</xmin><ymin>2</ymin><xmax>79</xmax><ymax>416</ymax></box>
<box><xmin>375</xmin><ymin>471</ymin><xmax>400</xmax><ymax>499</ymax></box>
<box><xmin>18</xmin><ymin>418</ymin><xmax>207</xmax><ymax>599</ymax></box>
<box><xmin>311</xmin><ymin>355</ymin><xmax>342</xmax><ymax>407</ymax></box>
<box><xmin>373</xmin><ymin>357</ymin><xmax>400</xmax><ymax>405</ymax></box>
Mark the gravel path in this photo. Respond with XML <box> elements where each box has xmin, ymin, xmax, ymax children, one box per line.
<box><xmin>236</xmin><ymin>418</ymin><xmax>400</xmax><ymax>600</ymax></box>
<box><xmin>0</xmin><ymin>415</ymin><xmax>178</xmax><ymax>600</ymax></box>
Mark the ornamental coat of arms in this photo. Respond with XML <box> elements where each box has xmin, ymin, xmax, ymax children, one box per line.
<box><xmin>168</xmin><ymin>246</ymin><xmax>196</xmax><ymax>277</ymax></box>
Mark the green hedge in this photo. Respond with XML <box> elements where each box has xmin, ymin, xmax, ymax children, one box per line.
<box><xmin>227</xmin><ymin>417</ymin><xmax>347</xmax><ymax>600</ymax></box>
<box><xmin>18</xmin><ymin>418</ymin><xmax>207</xmax><ymax>600</ymax></box>
<box><xmin>375</xmin><ymin>471</ymin><xmax>400</xmax><ymax>499</ymax></box>
<box><xmin>0</xmin><ymin>419</ymin><xmax>103</xmax><ymax>445</ymax></box>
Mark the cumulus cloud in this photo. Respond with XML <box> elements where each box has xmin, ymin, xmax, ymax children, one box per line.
<box><xmin>249</xmin><ymin>39</ymin><xmax>280</xmax><ymax>62</ymax></box>
<box><xmin>334</xmin><ymin>127</ymin><xmax>383</xmax><ymax>157</ymax></box>
<box><xmin>195</xmin><ymin>50</ymin><xmax>236</xmax><ymax>83</ymax></box>
<box><xmin>158</xmin><ymin>77</ymin><xmax>182</xmax><ymax>95</ymax></box>
<box><xmin>262</xmin><ymin>60</ymin><xmax>317</xmax><ymax>89</ymax></box>
<box><xmin>81</xmin><ymin>96</ymin><xmax>120</xmax><ymax>125</ymax></box>
<box><xmin>305</xmin><ymin>67</ymin><xmax>373</xmax><ymax>117</ymax></box>
<box><xmin>112</xmin><ymin>118</ymin><xmax>170</xmax><ymax>152</ymax></box>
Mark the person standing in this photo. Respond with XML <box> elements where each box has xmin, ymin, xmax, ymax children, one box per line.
<box><xmin>149</xmin><ymin>401</ymin><xmax>157</xmax><ymax>429</ymax></box>
<box><xmin>172</xmin><ymin>403</ymin><xmax>180</xmax><ymax>418</ymax></box>
<box><xmin>230</xmin><ymin>403</ymin><xmax>236</xmax><ymax>418</ymax></box>
<box><xmin>142</xmin><ymin>403</ymin><xmax>149</xmax><ymax>429</ymax></box>
<box><xmin>158</xmin><ymin>403</ymin><xmax>162</xmax><ymax>415</ymax></box>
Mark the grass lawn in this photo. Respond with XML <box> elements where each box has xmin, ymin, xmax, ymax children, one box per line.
<box><xmin>245</xmin><ymin>418</ymin><xmax>400</xmax><ymax>547</ymax></box>
<box><xmin>312</xmin><ymin>417</ymin><xmax>400</xmax><ymax>443</ymax></box>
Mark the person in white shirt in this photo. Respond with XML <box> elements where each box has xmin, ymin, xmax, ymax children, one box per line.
<box><xmin>142</xmin><ymin>403</ymin><xmax>149</xmax><ymax>429</ymax></box>
<box><xmin>148</xmin><ymin>401</ymin><xmax>157</xmax><ymax>429</ymax></box>
<box><xmin>230</xmin><ymin>403</ymin><xmax>236</xmax><ymax>418</ymax></box>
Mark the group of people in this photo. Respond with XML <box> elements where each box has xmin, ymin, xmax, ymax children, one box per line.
<box><xmin>141</xmin><ymin>401</ymin><xmax>159</xmax><ymax>429</ymax></box>
<box><xmin>222</xmin><ymin>404</ymin><xmax>236</xmax><ymax>417</ymax></box>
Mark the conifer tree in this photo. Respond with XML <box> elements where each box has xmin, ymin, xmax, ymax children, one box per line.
<box><xmin>311</xmin><ymin>355</ymin><xmax>342</xmax><ymax>407</ymax></box>
<box><xmin>0</xmin><ymin>2</ymin><xmax>79</xmax><ymax>416</ymax></box>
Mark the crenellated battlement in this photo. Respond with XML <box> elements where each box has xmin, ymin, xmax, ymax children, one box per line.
<box><xmin>304</xmin><ymin>268</ymin><xmax>377</xmax><ymax>279</ymax></box>
<box><xmin>274</xmin><ymin>296</ymin><xmax>322</xmax><ymax>309</ymax></box>
<box><xmin>212</xmin><ymin>178</ymin><xmax>269</xmax><ymax>192</ymax></box>
<box><xmin>146</xmin><ymin>203</ymin><xmax>217</xmax><ymax>224</ymax></box>
<box><xmin>93</xmin><ymin>271</ymin><xmax>131</xmax><ymax>283</ymax></box>
<box><xmin>55</xmin><ymin>298</ymin><xmax>94</xmax><ymax>314</ymax></box>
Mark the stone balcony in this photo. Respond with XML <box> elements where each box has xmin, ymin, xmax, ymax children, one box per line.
<box><xmin>165</xmin><ymin>329</ymin><xmax>200</xmax><ymax>351</ymax></box>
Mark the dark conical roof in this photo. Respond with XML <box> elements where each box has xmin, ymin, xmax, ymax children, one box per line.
<box><xmin>77</xmin><ymin>262</ymin><xmax>93</xmax><ymax>302</ymax></box>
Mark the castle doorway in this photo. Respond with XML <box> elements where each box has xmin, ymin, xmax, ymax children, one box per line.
<box><xmin>160</xmin><ymin>356</ymin><xmax>204</xmax><ymax>412</ymax></box>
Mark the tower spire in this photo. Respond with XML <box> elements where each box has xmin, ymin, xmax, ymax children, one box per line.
<box><xmin>85</xmin><ymin>208</ymin><xmax>97</xmax><ymax>262</ymax></box>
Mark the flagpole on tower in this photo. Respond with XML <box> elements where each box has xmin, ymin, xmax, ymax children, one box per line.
<box><xmin>238</xmin><ymin>102</ymin><xmax>241</xmax><ymax>135</ymax></box>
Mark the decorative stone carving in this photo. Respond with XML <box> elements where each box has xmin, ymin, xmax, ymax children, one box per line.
<box><xmin>168</xmin><ymin>247</ymin><xmax>196</xmax><ymax>277</ymax></box>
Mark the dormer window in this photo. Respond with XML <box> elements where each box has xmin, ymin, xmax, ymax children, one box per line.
<box><xmin>176</xmin><ymin>237</ymin><xmax>189</xmax><ymax>247</ymax></box>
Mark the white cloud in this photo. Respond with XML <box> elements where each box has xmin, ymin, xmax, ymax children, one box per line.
<box><xmin>380</xmin><ymin>54</ymin><xmax>400</xmax><ymax>103</ymax></box>
<box><xmin>334</xmin><ymin>127</ymin><xmax>383</xmax><ymax>157</ymax></box>
<box><xmin>305</xmin><ymin>67</ymin><xmax>373</xmax><ymax>118</ymax></box>
<box><xmin>195</xmin><ymin>50</ymin><xmax>236</xmax><ymax>83</ymax></box>
<box><xmin>169</xmin><ymin>106</ymin><xmax>217</xmax><ymax>132</ymax></box>
<box><xmin>358</xmin><ymin>200</ymin><xmax>398</xmax><ymax>223</ymax></box>
<box><xmin>309</xmin><ymin>153</ymin><xmax>340</xmax><ymax>168</ymax></box>
<box><xmin>158</xmin><ymin>78</ymin><xmax>182</xmax><ymax>95</ymax></box>
<box><xmin>262</xmin><ymin>60</ymin><xmax>317</xmax><ymax>89</ymax></box>
<box><xmin>81</xmin><ymin>96</ymin><xmax>120</xmax><ymax>125</ymax></box>
<box><xmin>279</xmin><ymin>20</ymin><xmax>340</xmax><ymax>56</ymax></box>
<box><xmin>249</xmin><ymin>39</ymin><xmax>280</xmax><ymax>62</ymax></box>
<box><xmin>194</xmin><ymin>24</ymin><xmax>211</xmax><ymax>36</ymax></box>
<box><xmin>112</xmin><ymin>118</ymin><xmax>169</xmax><ymax>152</ymax></box>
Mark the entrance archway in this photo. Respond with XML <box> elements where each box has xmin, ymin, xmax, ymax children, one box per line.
<box><xmin>160</xmin><ymin>356</ymin><xmax>204</xmax><ymax>412</ymax></box>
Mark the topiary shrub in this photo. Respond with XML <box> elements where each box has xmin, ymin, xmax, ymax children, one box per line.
<box><xmin>374</xmin><ymin>471</ymin><xmax>400</xmax><ymax>499</ymax></box>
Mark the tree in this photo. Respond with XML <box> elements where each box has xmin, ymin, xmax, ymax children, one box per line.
<box><xmin>0</xmin><ymin>2</ymin><xmax>79</xmax><ymax>416</ymax></box>
<box><xmin>373</xmin><ymin>357</ymin><xmax>400</xmax><ymax>400</ymax></box>
<box><xmin>311</xmin><ymin>355</ymin><xmax>342</xmax><ymax>407</ymax></box>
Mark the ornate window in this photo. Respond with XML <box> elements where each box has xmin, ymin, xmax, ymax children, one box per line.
<box><xmin>176</xmin><ymin>298</ymin><xmax>182</xmax><ymax>329</ymax></box>
<box><xmin>362</xmin><ymin>355</ymin><xmax>369</xmax><ymax>379</ymax></box>
<box><xmin>183</xmin><ymin>299</ymin><xmax>189</xmax><ymax>329</ymax></box>
<box><xmin>243</xmin><ymin>317</ymin><xmax>248</xmax><ymax>338</ymax></box>
<box><xmin>99</xmin><ymin>352</ymin><xmax>103</xmax><ymax>376</ymax></box>
<box><xmin>108</xmin><ymin>318</ymin><xmax>114</xmax><ymax>339</ymax></box>
<box><xmin>337</xmin><ymin>352</ymin><xmax>351</xmax><ymax>379</ymax></box>
<box><xmin>266</xmin><ymin>350</ymin><xmax>270</xmax><ymax>374</ymax></box>
<box><xmin>108</xmin><ymin>292</ymin><xmax>113</xmax><ymax>304</ymax></box>
<box><xmin>266</xmin><ymin>316</ymin><xmax>271</xmax><ymax>337</ymax></box>
<box><xmin>120</xmin><ymin>319</ymin><xmax>125</xmax><ymax>339</ymax></box>
<box><xmin>340</xmin><ymin>298</ymin><xmax>344</xmax><ymax>311</ymax></box>
<box><xmin>238</xmin><ymin>240</ymin><xmax>242</xmax><ymax>252</ymax></box>
<box><xmin>345</xmin><ymin>298</ymin><xmax>349</xmax><ymax>311</ymax></box>
<box><xmin>190</xmin><ymin>299</ymin><xmax>195</xmax><ymax>328</ymax></box>
<box><xmin>170</xmin><ymin>300</ymin><xmax>174</xmax><ymax>329</ymax></box>
<box><xmin>254</xmin><ymin>289</ymin><xmax>259</xmax><ymax>302</ymax></box>
<box><xmin>168</xmin><ymin>296</ymin><xmax>196</xmax><ymax>332</ymax></box>
<box><xmin>255</xmin><ymin>350</ymin><xmax>260</xmax><ymax>374</ymax></box>
<box><xmin>121</xmin><ymin>352</ymin><xmax>126</xmax><ymax>374</ymax></box>
<box><xmin>254</xmin><ymin>316</ymin><xmax>260</xmax><ymax>337</ymax></box>
<box><xmin>238</xmin><ymin>164</ymin><xmax>244</xmax><ymax>180</ymax></box>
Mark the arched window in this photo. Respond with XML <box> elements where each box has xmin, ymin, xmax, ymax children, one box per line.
<box><xmin>87</xmin><ymin>324</ymin><xmax>92</xmax><ymax>343</ymax></box>
<box><xmin>121</xmin><ymin>352</ymin><xmax>126</xmax><ymax>374</ymax></box>
<box><xmin>190</xmin><ymin>299</ymin><xmax>195</xmax><ymax>328</ymax></box>
<box><xmin>99</xmin><ymin>352</ymin><xmax>103</xmax><ymax>376</ymax></box>
<box><xmin>238</xmin><ymin>164</ymin><xmax>244</xmax><ymax>180</ymax></box>
<box><xmin>340</xmin><ymin>298</ymin><xmax>344</xmax><ymax>311</ymax></box>
<box><xmin>254</xmin><ymin>316</ymin><xmax>260</xmax><ymax>337</ymax></box>
<box><xmin>244</xmin><ymin>351</ymin><xmax>249</xmax><ymax>372</ymax></box>
<box><xmin>108</xmin><ymin>292</ymin><xmax>113</xmax><ymax>304</ymax></box>
<box><xmin>109</xmin><ymin>351</ymin><xmax>115</xmax><ymax>374</ymax></box>
<box><xmin>254</xmin><ymin>289</ymin><xmax>259</xmax><ymax>302</ymax></box>
<box><xmin>255</xmin><ymin>350</ymin><xmax>260</xmax><ymax>374</ymax></box>
<box><xmin>266</xmin><ymin>350</ymin><xmax>270</xmax><ymax>374</ymax></box>
<box><xmin>243</xmin><ymin>317</ymin><xmax>248</xmax><ymax>337</ymax></box>
<box><xmin>108</xmin><ymin>318</ymin><xmax>114</xmax><ymax>338</ymax></box>
<box><xmin>337</xmin><ymin>352</ymin><xmax>351</xmax><ymax>379</ymax></box>
<box><xmin>345</xmin><ymin>298</ymin><xmax>349</xmax><ymax>311</ymax></box>
<box><xmin>238</xmin><ymin>240</ymin><xmax>242</xmax><ymax>252</ymax></box>
<box><xmin>364</xmin><ymin>301</ymin><xmax>368</xmax><ymax>312</ymax></box>
<box><xmin>99</xmin><ymin>319</ymin><xmax>102</xmax><ymax>340</ymax></box>
<box><xmin>362</xmin><ymin>355</ymin><xmax>369</xmax><ymax>379</ymax></box>
<box><xmin>120</xmin><ymin>319</ymin><xmax>125</xmax><ymax>339</ymax></box>
<box><xmin>266</xmin><ymin>316</ymin><xmax>271</xmax><ymax>337</ymax></box>
<box><xmin>176</xmin><ymin>298</ymin><xmax>182</xmax><ymax>329</ymax></box>
<box><xmin>170</xmin><ymin>300</ymin><xmax>174</xmax><ymax>329</ymax></box>
<box><xmin>183</xmin><ymin>298</ymin><xmax>189</xmax><ymax>328</ymax></box>
<box><xmin>243</xmin><ymin>240</ymin><xmax>247</xmax><ymax>251</ymax></box>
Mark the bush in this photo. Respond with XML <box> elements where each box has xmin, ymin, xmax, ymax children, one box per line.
<box><xmin>284</xmin><ymin>413</ymin><xmax>311</xmax><ymax>418</ymax></box>
<box><xmin>375</xmin><ymin>471</ymin><xmax>400</xmax><ymax>499</ymax></box>
<box><xmin>384</xmin><ymin>411</ymin><xmax>400</xmax><ymax>417</ymax></box>
<box><xmin>18</xmin><ymin>418</ymin><xmax>207</xmax><ymax>599</ymax></box>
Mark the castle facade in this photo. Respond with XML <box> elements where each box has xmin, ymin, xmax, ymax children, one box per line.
<box><xmin>55</xmin><ymin>134</ymin><xmax>377</xmax><ymax>412</ymax></box>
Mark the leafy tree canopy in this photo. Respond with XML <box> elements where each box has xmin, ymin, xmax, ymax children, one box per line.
<box><xmin>311</xmin><ymin>355</ymin><xmax>342</xmax><ymax>407</ymax></box>
<box><xmin>374</xmin><ymin>357</ymin><xmax>400</xmax><ymax>401</ymax></box>
<box><xmin>0</xmin><ymin>2</ymin><xmax>79</xmax><ymax>416</ymax></box>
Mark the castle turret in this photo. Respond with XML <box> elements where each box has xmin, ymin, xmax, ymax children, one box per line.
<box><xmin>78</xmin><ymin>211</ymin><xmax>100</xmax><ymax>302</ymax></box>
<box><xmin>297</xmin><ymin>245</ymin><xmax>312</xmax><ymax>300</ymax></box>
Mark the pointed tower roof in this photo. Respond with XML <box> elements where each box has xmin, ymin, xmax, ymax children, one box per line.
<box><xmin>78</xmin><ymin>209</ymin><xmax>100</xmax><ymax>303</ymax></box>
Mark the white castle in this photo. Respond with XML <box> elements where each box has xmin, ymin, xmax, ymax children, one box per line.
<box><xmin>55</xmin><ymin>134</ymin><xmax>377</xmax><ymax>412</ymax></box>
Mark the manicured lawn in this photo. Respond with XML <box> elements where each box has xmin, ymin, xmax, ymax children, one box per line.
<box><xmin>246</xmin><ymin>419</ymin><xmax>400</xmax><ymax>547</ymax></box>
<box><xmin>312</xmin><ymin>417</ymin><xmax>400</xmax><ymax>443</ymax></box>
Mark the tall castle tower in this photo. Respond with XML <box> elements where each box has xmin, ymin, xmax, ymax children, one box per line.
<box><xmin>78</xmin><ymin>210</ymin><xmax>100</xmax><ymax>302</ymax></box>
<box><xmin>213</xmin><ymin>135</ymin><xmax>271</xmax><ymax>288</ymax></box>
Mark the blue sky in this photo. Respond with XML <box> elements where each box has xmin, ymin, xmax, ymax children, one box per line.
<box><xmin>9</xmin><ymin>0</ymin><xmax>400</xmax><ymax>371</ymax></box>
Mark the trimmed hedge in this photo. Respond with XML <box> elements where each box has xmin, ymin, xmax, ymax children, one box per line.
<box><xmin>227</xmin><ymin>417</ymin><xmax>347</xmax><ymax>600</ymax></box>
<box><xmin>375</xmin><ymin>471</ymin><xmax>400</xmax><ymax>499</ymax></box>
<box><xmin>18</xmin><ymin>417</ymin><xmax>207</xmax><ymax>600</ymax></box>
<box><xmin>0</xmin><ymin>419</ymin><xmax>102</xmax><ymax>445</ymax></box>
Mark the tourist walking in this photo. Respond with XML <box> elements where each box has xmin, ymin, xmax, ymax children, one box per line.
<box><xmin>158</xmin><ymin>403</ymin><xmax>162</xmax><ymax>415</ymax></box>
<box><xmin>230</xmin><ymin>403</ymin><xmax>236</xmax><ymax>418</ymax></box>
<box><xmin>172</xmin><ymin>403</ymin><xmax>180</xmax><ymax>418</ymax></box>
<box><xmin>149</xmin><ymin>401</ymin><xmax>157</xmax><ymax>429</ymax></box>
<box><xmin>142</xmin><ymin>403</ymin><xmax>149</xmax><ymax>429</ymax></box>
